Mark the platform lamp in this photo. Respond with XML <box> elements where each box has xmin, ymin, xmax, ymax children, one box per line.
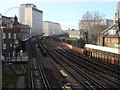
<box><xmin>1</xmin><ymin>26</ymin><xmax>5</xmax><ymax>60</ymax></box>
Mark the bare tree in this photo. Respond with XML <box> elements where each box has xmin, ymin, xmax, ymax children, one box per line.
<box><xmin>80</xmin><ymin>11</ymin><xmax>107</xmax><ymax>44</ymax></box>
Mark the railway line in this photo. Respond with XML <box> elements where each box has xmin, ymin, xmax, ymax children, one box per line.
<box><xmin>56</xmin><ymin>48</ymin><xmax>120</xmax><ymax>88</ymax></box>
<box><xmin>27</xmin><ymin>36</ymin><xmax>120</xmax><ymax>89</ymax></box>
<box><xmin>42</xmin><ymin>37</ymin><xmax>120</xmax><ymax>89</ymax></box>
<box><xmin>43</xmin><ymin>40</ymin><xmax>105</xmax><ymax>89</ymax></box>
<box><xmin>29</xmin><ymin>42</ymin><xmax>51</xmax><ymax>90</ymax></box>
<box><xmin>50</xmin><ymin>38</ymin><xmax>120</xmax><ymax>79</ymax></box>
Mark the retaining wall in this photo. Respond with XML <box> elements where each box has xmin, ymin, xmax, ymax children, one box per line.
<box><xmin>61</xmin><ymin>42</ymin><xmax>120</xmax><ymax>66</ymax></box>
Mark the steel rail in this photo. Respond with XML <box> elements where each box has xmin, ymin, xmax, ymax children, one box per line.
<box><xmin>36</xmin><ymin>44</ymin><xmax>51</xmax><ymax>90</ymax></box>
<box><xmin>45</xmin><ymin>41</ymin><xmax>107</xmax><ymax>89</ymax></box>
<box><xmin>57</xmin><ymin>49</ymin><xmax>120</xmax><ymax>86</ymax></box>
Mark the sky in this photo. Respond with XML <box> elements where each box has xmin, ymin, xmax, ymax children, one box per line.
<box><xmin>0</xmin><ymin>0</ymin><xmax>119</xmax><ymax>30</ymax></box>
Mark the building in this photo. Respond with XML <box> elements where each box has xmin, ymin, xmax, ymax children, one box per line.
<box><xmin>79</xmin><ymin>19</ymin><xmax>113</xmax><ymax>30</ymax></box>
<box><xmin>78</xmin><ymin>18</ymin><xmax>114</xmax><ymax>44</ymax></box>
<box><xmin>98</xmin><ymin>24</ymin><xmax>120</xmax><ymax>48</ymax></box>
<box><xmin>98</xmin><ymin>3</ymin><xmax>120</xmax><ymax>48</ymax></box>
<box><xmin>69</xmin><ymin>29</ymin><xmax>80</xmax><ymax>39</ymax></box>
<box><xmin>19</xmin><ymin>4</ymin><xmax>43</xmax><ymax>36</ymax></box>
<box><xmin>0</xmin><ymin>14</ymin><xmax>14</xmax><ymax>57</ymax></box>
<box><xmin>43</xmin><ymin>21</ymin><xmax>62</xmax><ymax>36</ymax></box>
<box><xmin>61</xmin><ymin>30</ymin><xmax>69</xmax><ymax>35</ymax></box>
<box><xmin>19</xmin><ymin>24</ymin><xmax>31</xmax><ymax>40</ymax></box>
<box><xmin>0</xmin><ymin>14</ymin><xmax>31</xmax><ymax>58</ymax></box>
<box><xmin>13</xmin><ymin>15</ymin><xmax>31</xmax><ymax>40</ymax></box>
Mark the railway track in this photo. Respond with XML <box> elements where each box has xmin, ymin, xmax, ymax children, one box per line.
<box><xmin>43</xmin><ymin>37</ymin><xmax>120</xmax><ymax>89</ymax></box>
<box><xmin>66</xmin><ymin>49</ymin><xmax>120</xmax><ymax>78</ymax></box>
<box><xmin>56</xmin><ymin>48</ymin><xmax>120</xmax><ymax>88</ymax></box>
<box><xmin>50</xmin><ymin>38</ymin><xmax>120</xmax><ymax>80</ymax></box>
<box><xmin>43</xmin><ymin>40</ymin><xmax>107</xmax><ymax>89</ymax></box>
<box><xmin>29</xmin><ymin>42</ymin><xmax>51</xmax><ymax>90</ymax></box>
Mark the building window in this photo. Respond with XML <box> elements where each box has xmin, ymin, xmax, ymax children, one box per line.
<box><xmin>8</xmin><ymin>33</ymin><xmax>11</xmax><ymax>38</ymax></box>
<box><xmin>14</xmin><ymin>33</ymin><xmax>16</xmax><ymax>39</ymax></box>
<box><xmin>3</xmin><ymin>43</ymin><xmax>6</xmax><ymax>49</ymax></box>
<box><xmin>3</xmin><ymin>33</ymin><xmax>6</xmax><ymax>39</ymax></box>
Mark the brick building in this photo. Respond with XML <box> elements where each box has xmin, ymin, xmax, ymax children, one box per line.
<box><xmin>98</xmin><ymin>24</ymin><xmax>120</xmax><ymax>48</ymax></box>
<box><xmin>0</xmin><ymin>14</ymin><xmax>31</xmax><ymax>58</ymax></box>
<box><xmin>98</xmin><ymin>4</ymin><xmax>120</xmax><ymax>48</ymax></box>
<box><xmin>69</xmin><ymin>29</ymin><xmax>80</xmax><ymax>39</ymax></box>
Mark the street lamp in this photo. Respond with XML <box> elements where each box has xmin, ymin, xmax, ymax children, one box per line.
<box><xmin>1</xmin><ymin>26</ymin><xmax>8</xmax><ymax>61</ymax></box>
<box><xmin>0</xmin><ymin>26</ymin><xmax>5</xmax><ymax>60</ymax></box>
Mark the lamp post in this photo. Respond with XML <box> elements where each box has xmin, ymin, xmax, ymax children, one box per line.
<box><xmin>0</xmin><ymin>26</ymin><xmax>5</xmax><ymax>60</ymax></box>
<box><xmin>0</xmin><ymin>27</ymin><xmax>2</xmax><ymax>57</ymax></box>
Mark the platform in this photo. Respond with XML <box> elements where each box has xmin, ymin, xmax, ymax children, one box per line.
<box><xmin>3</xmin><ymin>56</ymin><xmax>28</xmax><ymax>64</ymax></box>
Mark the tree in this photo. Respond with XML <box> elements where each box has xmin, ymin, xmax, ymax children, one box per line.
<box><xmin>80</xmin><ymin>11</ymin><xmax>107</xmax><ymax>44</ymax></box>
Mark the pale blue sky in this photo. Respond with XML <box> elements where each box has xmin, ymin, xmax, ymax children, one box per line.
<box><xmin>0</xmin><ymin>1</ymin><xmax>118</xmax><ymax>30</ymax></box>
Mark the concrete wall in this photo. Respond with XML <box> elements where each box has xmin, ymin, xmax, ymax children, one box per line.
<box><xmin>61</xmin><ymin>42</ymin><xmax>84</xmax><ymax>54</ymax></box>
<box><xmin>85</xmin><ymin>44</ymin><xmax>120</xmax><ymax>66</ymax></box>
<box><xmin>84</xmin><ymin>49</ymin><xmax>120</xmax><ymax>66</ymax></box>
<box><xmin>61</xmin><ymin>42</ymin><xmax>120</xmax><ymax>66</ymax></box>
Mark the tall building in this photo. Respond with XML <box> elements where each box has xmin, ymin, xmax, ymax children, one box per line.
<box><xmin>19</xmin><ymin>4</ymin><xmax>43</xmax><ymax>36</ymax></box>
<box><xmin>43</xmin><ymin>21</ymin><xmax>62</xmax><ymax>36</ymax></box>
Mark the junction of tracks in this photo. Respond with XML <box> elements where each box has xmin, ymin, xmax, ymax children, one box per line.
<box><xmin>28</xmin><ymin>36</ymin><xmax>120</xmax><ymax>90</ymax></box>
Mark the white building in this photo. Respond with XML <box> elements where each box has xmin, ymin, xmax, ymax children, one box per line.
<box><xmin>43</xmin><ymin>21</ymin><xmax>62</xmax><ymax>36</ymax></box>
<box><xmin>19</xmin><ymin>4</ymin><xmax>43</xmax><ymax>36</ymax></box>
<box><xmin>79</xmin><ymin>19</ymin><xmax>113</xmax><ymax>30</ymax></box>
